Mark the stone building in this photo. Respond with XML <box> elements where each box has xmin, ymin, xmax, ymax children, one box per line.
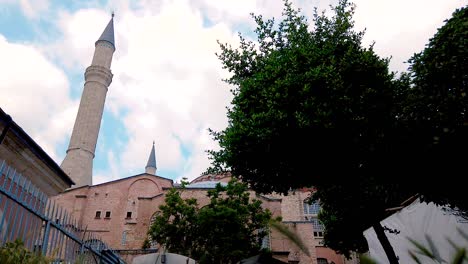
<box><xmin>53</xmin><ymin>144</ymin><xmax>357</xmax><ymax>263</ymax></box>
<box><xmin>0</xmin><ymin>107</ymin><xmax>74</xmax><ymax>196</ymax></box>
<box><xmin>52</xmin><ymin>15</ymin><xmax>359</xmax><ymax>264</ymax></box>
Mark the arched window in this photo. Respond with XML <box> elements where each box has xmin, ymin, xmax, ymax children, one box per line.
<box><xmin>147</xmin><ymin>212</ymin><xmax>160</xmax><ymax>249</ymax></box>
<box><xmin>259</xmin><ymin>227</ymin><xmax>270</xmax><ymax>249</ymax></box>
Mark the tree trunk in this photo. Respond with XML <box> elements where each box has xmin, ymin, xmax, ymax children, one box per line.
<box><xmin>372</xmin><ymin>222</ymin><xmax>399</xmax><ymax>264</ymax></box>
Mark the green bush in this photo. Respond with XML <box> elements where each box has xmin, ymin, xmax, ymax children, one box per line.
<box><xmin>0</xmin><ymin>239</ymin><xmax>49</xmax><ymax>264</ymax></box>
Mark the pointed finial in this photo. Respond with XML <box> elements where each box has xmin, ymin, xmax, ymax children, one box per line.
<box><xmin>153</xmin><ymin>140</ymin><xmax>155</xmax><ymax>145</ymax></box>
<box><xmin>96</xmin><ymin>12</ymin><xmax>115</xmax><ymax>48</ymax></box>
<box><xmin>111</xmin><ymin>11</ymin><xmax>115</xmax><ymax>18</ymax></box>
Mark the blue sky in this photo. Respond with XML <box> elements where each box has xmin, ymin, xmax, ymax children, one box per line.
<box><xmin>0</xmin><ymin>0</ymin><xmax>465</xmax><ymax>184</ymax></box>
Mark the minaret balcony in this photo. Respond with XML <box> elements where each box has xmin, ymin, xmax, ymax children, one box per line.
<box><xmin>85</xmin><ymin>65</ymin><xmax>113</xmax><ymax>86</ymax></box>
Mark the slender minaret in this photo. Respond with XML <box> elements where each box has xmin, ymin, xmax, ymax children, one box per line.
<box><xmin>61</xmin><ymin>15</ymin><xmax>115</xmax><ymax>187</ymax></box>
<box><xmin>145</xmin><ymin>141</ymin><xmax>157</xmax><ymax>175</ymax></box>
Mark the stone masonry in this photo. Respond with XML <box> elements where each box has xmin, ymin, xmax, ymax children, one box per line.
<box><xmin>60</xmin><ymin>17</ymin><xmax>115</xmax><ymax>187</ymax></box>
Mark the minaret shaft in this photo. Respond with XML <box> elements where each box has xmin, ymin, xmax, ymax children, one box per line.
<box><xmin>61</xmin><ymin>17</ymin><xmax>115</xmax><ymax>187</ymax></box>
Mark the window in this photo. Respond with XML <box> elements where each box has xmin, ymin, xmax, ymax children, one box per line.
<box><xmin>317</xmin><ymin>258</ymin><xmax>328</xmax><ymax>264</ymax></box>
<box><xmin>311</xmin><ymin>216</ymin><xmax>324</xmax><ymax>237</ymax></box>
<box><xmin>260</xmin><ymin>228</ymin><xmax>270</xmax><ymax>249</ymax></box>
<box><xmin>147</xmin><ymin>212</ymin><xmax>160</xmax><ymax>248</ymax></box>
<box><xmin>310</xmin><ymin>217</ymin><xmax>324</xmax><ymax>231</ymax></box>
<box><xmin>121</xmin><ymin>231</ymin><xmax>127</xmax><ymax>245</ymax></box>
<box><xmin>314</xmin><ymin>231</ymin><xmax>324</xmax><ymax>237</ymax></box>
<box><xmin>126</xmin><ymin>212</ymin><xmax>132</xmax><ymax>219</ymax></box>
<box><xmin>105</xmin><ymin>211</ymin><xmax>111</xmax><ymax>218</ymax></box>
<box><xmin>95</xmin><ymin>211</ymin><xmax>101</xmax><ymax>218</ymax></box>
<box><xmin>303</xmin><ymin>201</ymin><xmax>321</xmax><ymax>215</ymax></box>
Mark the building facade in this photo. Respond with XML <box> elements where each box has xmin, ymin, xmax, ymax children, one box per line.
<box><xmin>53</xmin><ymin>154</ymin><xmax>358</xmax><ymax>264</ymax></box>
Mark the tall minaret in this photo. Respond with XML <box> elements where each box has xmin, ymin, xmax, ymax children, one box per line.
<box><xmin>145</xmin><ymin>141</ymin><xmax>157</xmax><ymax>175</ymax></box>
<box><xmin>61</xmin><ymin>15</ymin><xmax>115</xmax><ymax>187</ymax></box>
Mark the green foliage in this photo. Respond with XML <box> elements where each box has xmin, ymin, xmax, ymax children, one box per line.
<box><xmin>210</xmin><ymin>0</ymin><xmax>404</xmax><ymax>194</ymax></box>
<box><xmin>0</xmin><ymin>239</ymin><xmax>49</xmax><ymax>264</ymax></box>
<box><xmin>403</xmin><ymin>6</ymin><xmax>468</xmax><ymax>217</ymax></box>
<box><xmin>209</xmin><ymin>0</ymin><xmax>411</xmax><ymax>256</ymax></box>
<box><xmin>208</xmin><ymin>0</ymin><xmax>467</xmax><ymax>257</ymax></box>
<box><xmin>148</xmin><ymin>179</ymin><xmax>272</xmax><ymax>264</ymax></box>
<box><xmin>142</xmin><ymin>238</ymin><xmax>150</xmax><ymax>249</ymax></box>
<box><xmin>148</xmin><ymin>187</ymin><xmax>199</xmax><ymax>257</ymax></box>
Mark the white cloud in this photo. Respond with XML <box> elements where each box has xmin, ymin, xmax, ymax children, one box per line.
<box><xmin>28</xmin><ymin>0</ymin><xmax>464</xmax><ymax>184</ymax></box>
<box><xmin>107</xmin><ymin>1</ymin><xmax>237</xmax><ymax>180</ymax></box>
<box><xmin>47</xmin><ymin>9</ymin><xmax>111</xmax><ymax>69</ymax></box>
<box><xmin>352</xmin><ymin>0</ymin><xmax>464</xmax><ymax>73</ymax></box>
<box><xmin>20</xmin><ymin>0</ymin><xmax>50</xmax><ymax>19</ymax></box>
<box><xmin>50</xmin><ymin>0</ymin><xmax>238</xmax><ymax>182</ymax></box>
<box><xmin>94</xmin><ymin>150</ymin><xmax>120</xmax><ymax>184</ymax></box>
<box><xmin>0</xmin><ymin>34</ymin><xmax>77</xmax><ymax>161</ymax></box>
<box><xmin>0</xmin><ymin>0</ymin><xmax>50</xmax><ymax>19</ymax></box>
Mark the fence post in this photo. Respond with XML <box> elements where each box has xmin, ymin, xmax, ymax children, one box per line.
<box><xmin>41</xmin><ymin>220</ymin><xmax>51</xmax><ymax>256</ymax></box>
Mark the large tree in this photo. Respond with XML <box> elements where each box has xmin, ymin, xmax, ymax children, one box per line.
<box><xmin>148</xmin><ymin>180</ymin><xmax>272</xmax><ymax>264</ymax></box>
<box><xmin>209</xmin><ymin>0</ymin><xmax>409</xmax><ymax>193</ymax></box>
<box><xmin>209</xmin><ymin>0</ymin><xmax>410</xmax><ymax>256</ymax></box>
<box><xmin>403</xmin><ymin>6</ymin><xmax>468</xmax><ymax>216</ymax></box>
<box><xmin>208</xmin><ymin>0</ymin><xmax>467</xmax><ymax>259</ymax></box>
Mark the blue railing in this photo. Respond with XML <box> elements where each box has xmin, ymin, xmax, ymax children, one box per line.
<box><xmin>0</xmin><ymin>159</ymin><xmax>125</xmax><ymax>263</ymax></box>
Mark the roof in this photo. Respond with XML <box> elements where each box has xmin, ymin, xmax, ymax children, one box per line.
<box><xmin>96</xmin><ymin>15</ymin><xmax>115</xmax><ymax>48</ymax></box>
<box><xmin>0</xmin><ymin>107</ymin><xmax>74</xmax><ymax>186</ymax></box>
<box><xmin>146</xmin><ymin>142</ymin><xmax>157</xmax><ymax>169</ymax></box>
<box><xmin>62</xmin><ymin>173</ymin><xmax>173</xmax><ymax>192</ymax></box>
<box><xmin>184</xmin><ymin>181</ymin><xmax>227</xmax><ymax>189</ymax></box>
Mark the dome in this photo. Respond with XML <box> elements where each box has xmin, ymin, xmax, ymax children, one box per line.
<box><xmin>185</xmin><ymin>181</ymin><xmax>227</xmax><ymax>189</ymax></box>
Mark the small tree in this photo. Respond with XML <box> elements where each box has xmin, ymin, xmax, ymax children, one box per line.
<box><xmin>148</xmin><ymin>179</ymin><xmax>272</xmax><ymax>264</ymax></box>
<box><xmin>148</xmin><ymin>188</ymin><xmax>199</xmax><ymax>257</ymax></box>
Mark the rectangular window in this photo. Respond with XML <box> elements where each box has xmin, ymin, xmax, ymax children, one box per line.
<box><xmin>314</xmin><ymin>231</ymin><xmax>324</xmax><ymax>237</ymax></box>
<box><xmin>126</xmin><ymin>212</ymin><xmax>132</xmax><ymax>219</ymax></box>
<box><xmin>311</xmin><ymin>217</ymin><xmax>324</xmax><ymax>231</ymax></box>
<box><xmin>317</xmin><ymin>258</ymin><xmax>328</xmax><ymax>264</ymax></box>
<box><xmin>95</xmin><ymin>211</ymin><xmax>101</xmax><ymax>219</ymax></box>
<box><xmin>105</xmin><ymin>211</ymin><xmax>111</xmax><ymax>218</ymax></box>
<box><xmin>303</xmin><ymin>201</ymin><xmax>321</xmax><ymax>215</ymax></box>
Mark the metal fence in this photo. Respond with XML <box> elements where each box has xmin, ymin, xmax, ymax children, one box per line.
<box><xmin>0</xmin><ymin>159</ymin><xmax>125</xmax><ymax>263</ymax></box>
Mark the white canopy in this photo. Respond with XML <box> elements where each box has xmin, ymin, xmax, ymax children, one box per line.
<box><xmin>363</xmin><ymin>199</ymin><xmax>468</xmax><ymax>263</ymax></box>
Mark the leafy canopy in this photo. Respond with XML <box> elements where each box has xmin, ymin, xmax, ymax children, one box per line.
<box><xmin>209</xmin><ymin>0</ymin><xmax>407</xmax><ymax>194</ymax></box>
<box><xmin>208</xmin><ymin>0</ymin><xmax>467</xmax><ymax>256</ymax></box>
<box><xmin>148</xmin><ymin>179</ymin><xmax>272</xmax><ymax>264</ymax></box>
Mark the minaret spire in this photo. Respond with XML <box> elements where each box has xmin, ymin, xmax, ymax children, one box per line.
<box><xmin>96</xmin><ymin>14</ymin><xmax>115</xmax><ymax>48</ymax></box>
<box><xmin>61</xmin><ymin>15</ymin><xmax>116</xmax><ymax>187</ymax></box>
<box><xmin>145</xmin><ymin>141</ymin><xmax>157</xmax><ymax>175</ymax></box>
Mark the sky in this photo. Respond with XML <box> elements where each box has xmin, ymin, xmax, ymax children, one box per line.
<box><xmin>0</xmin><ymin>0</ymin><xmax>465</xmax><ymax>184</ymax></box>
